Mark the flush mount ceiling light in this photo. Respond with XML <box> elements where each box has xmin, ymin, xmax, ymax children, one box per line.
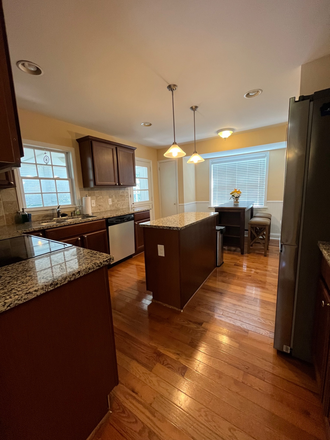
<box><xmin>187</xmin><ymin>106</ymin><xmax>204</xmax><ymax>164</ymax></box>
<box><xmin>141</xmin><ymin>122</ymin><xmax>152</xmax><ymax>126</ymax></box>
<box><xmin>244</xmin><ymin>88</ymin><xmax>263</xmax><ymax>99</ymax></box>
<box><xmin>164</xmin><ymin>84</ymin><xmax>186</xmax><ymax>159</ymax></box>
<box><xmin>217</xmin><ymin>128</ymin><xmax>235</xmax><ymax>139</ymax></box>
<box><xmin>16</xmin><ymin>60</ymin><xmax>43</xmax><ymax>76</ymax></box>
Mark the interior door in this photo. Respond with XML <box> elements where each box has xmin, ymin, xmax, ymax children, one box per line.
<box><xmin>159</xmin><ymin>160</ymin><xmax>178</xmax><ymax>217</ymax></box>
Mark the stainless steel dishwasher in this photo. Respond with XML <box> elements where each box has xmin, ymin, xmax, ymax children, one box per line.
<box><xmin>106</xmin><ymin>214</ymin><xmax>135</xmax><ymax>264</ymax></box>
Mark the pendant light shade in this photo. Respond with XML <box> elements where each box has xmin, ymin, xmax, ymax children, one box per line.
<box><xmin>187</xmin><ymin>106</ymin><xmax>204</xmax><ymax>164</ymax></box>
<box><xmin>164</xmin><ymin>84</ymin><xmax>186</xmax><ymax>159</ymax></box>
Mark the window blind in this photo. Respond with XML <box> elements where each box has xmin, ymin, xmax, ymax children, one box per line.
<box><xmin>211</xmin><ymin>153</ymin><xmax>268</xmax><ymax>206</ymax></box>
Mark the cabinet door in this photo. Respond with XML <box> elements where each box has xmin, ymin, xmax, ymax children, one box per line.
<box><xmin>134</xmin><ymin>219</ymin><xmax>149</xmax><ymax>254</ymax></box>
<box><xmin>117</xmin><ymin>146</ymin><xmax>136</xmax><ymax>186</ymax></box>
<box><xmin>313</xmin><ymin>278</ymin><xmax>330</xmax><ymax>399</ymax></box>
<box><xmin>0</xmin><ymin>4</ymin><xmax>23</xmax><ymax>168</ymax></box>
<box><xmin>62</xmin><ymin>236</ymin><xmax>82</xmax><ymax>247</ymax></box>
<box><xmin>0</xmin><ymin>169</ymin><xmax>15</xmax><ymax>188</ymax></box>
<box><xmin>83</xmin><ymin>229</ymin><xmax>109</xmax><ymax>254</ymax></box>
<box><xmin>92</xmin><ymin>141</ymin><xmax>118</xmax><ymax>186</ymax></box>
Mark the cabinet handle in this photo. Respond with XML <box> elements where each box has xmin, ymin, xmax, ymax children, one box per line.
<box><xmin>9</xmin><ymin>181</ymin><xmax>14</xmax><ymax>185</ymax></box>
<box><xmin>321</xmin><ymin>301</ymin><xmax>330</xmax><ymax>307</ymax></box>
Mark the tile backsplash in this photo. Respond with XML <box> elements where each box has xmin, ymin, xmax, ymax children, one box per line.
<box><xmin>81</xmin><ymin>187</ymin><xmax>130</xmax><ymax>212</ymax></box>
<box><xmin>0</xmin><ymin>186</ymin><xmax>130</xmax><ymax>225</ymax></box>
<box><xmin>0</xmin><ymin>188</ymin><xmax>19</xmax><ymax>226</ymax></box>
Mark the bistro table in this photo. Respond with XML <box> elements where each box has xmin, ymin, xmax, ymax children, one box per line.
<box><xmin>214</xmin><ymin>200</ymin><xmax>254</xmax><ymax>254</ymax></box>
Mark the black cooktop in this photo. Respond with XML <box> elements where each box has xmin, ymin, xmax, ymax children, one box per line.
<box><xmin>0</xmin><ymin>235</ymin><xmax>72</xmax><ymax>268</ymax></box>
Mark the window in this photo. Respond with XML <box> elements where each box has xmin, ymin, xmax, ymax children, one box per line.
<box><xmin>210</xmin><ymin>152</ymin><xmax>268</xmax><ymax>207</ymax></box>
<box><xmin>18</xmin><ymin>146</ymin><xmax>75</xmax><ymax>209</ymax></box>
<box><xmin>133</xmin><ymin>163</ymin><xmax>150</xmax><ymax>203</ymax></box>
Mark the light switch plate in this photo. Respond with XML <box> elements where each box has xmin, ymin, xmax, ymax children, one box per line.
<box><xmin>91</xmin><ymin>200</ymin><xmax>96</xmax><ymax>207</ymax></box>
<box><xmin>157</xmin><ymin>244</ymin><xmax>165</xmax><ymax>257</ymax></box>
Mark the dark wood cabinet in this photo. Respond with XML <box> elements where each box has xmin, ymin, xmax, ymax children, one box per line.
<box><xmin>0</xmin><ymin>2</ymin><xmax>23</xmax><ymax>170</ymax></box>
<box><xmin>44</xmin><ymin>220</ymin><xmax>109</xmax><ymax>254</ymax></box>
<box><xmin>134</xmin><ymin>210</ymin><xmax>150</xmax><ymax>254</ymax></box>
<box><xmin>313</xmin><ymin>253</ymin><xmax>330</xmax><ymax>431</ymax></box>
<box><xmin>77</xmin><ymin>136</ymin><xmax>136</xmax><ymax>188</ymax></box>
<box><xmin>314</xmin><ymin>277</ymin><xmax>330</xmax><ymax>399</ymax></box>
<box><xmin>62</xmin><ymin>235</ymin><xmax>82</xmax><ymax>247</ymax></box>
<box><xmin>83</xmin><ymin>229</ymin><xmax>109</xmax><ymax>254</ymax></box>
<box><xmin>0</xmin><ymin>169</ymin><xmax>15</xmax><ymax>188</ymax></box>
<box><xmin>214</xmin><ymin>201</ymin><xmax>254</xmax><ymax>254</ymax></box>
<box><xmin>0</xmin><ymin>266</ymin><xmax>118</xmax><ymax>440</ymax></box>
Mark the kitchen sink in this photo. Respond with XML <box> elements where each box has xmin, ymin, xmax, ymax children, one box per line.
<box><xmin>40</xmin><ymin>214</ymin><xmax>97</xmax><ymax>226</ymax></box>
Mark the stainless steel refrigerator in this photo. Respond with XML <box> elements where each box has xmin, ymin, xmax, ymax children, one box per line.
<box><xmin>274</xmin><ymin>88</ymin><xmax>330</xmax><ymax>362</ymax></box>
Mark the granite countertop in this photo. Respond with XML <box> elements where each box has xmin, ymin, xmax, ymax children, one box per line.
<box><xmin>0</xmin><ymin>207</ymin><xmax>147</xmax><ymax>240</ymax></box>
<box><xmin>0</xmin><ymin>245</ymin><xmax>112</xmax><ymax>314</ymax></box>
<box><xmin>319</xmin><ymin>242</ymin><xmax>330</xmax><ymax>266</ymax></box>
<box><xmin>140</xmin><ymin>212</ymin><xmax>218</xmax><ymax>230</ymax></box>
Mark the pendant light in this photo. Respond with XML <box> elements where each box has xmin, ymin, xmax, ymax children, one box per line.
<box><xmin>187</xmin><ymin>106</ymin><xmax>204</xmax><ymax>164</ymax></box>
<box><xmin>164</xmin><ymin>84</ymin><xmax>186</xmax><ymax>159</ymax></box>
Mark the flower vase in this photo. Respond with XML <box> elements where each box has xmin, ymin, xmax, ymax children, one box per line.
<box><xmin>233</xmin><ymin>197</ymin><xmax>240</xmax><ymax>204</ymax></box>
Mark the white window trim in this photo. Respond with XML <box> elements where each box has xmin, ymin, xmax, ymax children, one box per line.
<box><xmin>15</xmin><ymin>139</ymin><xmax>81</xmax><ymax>212</ymax></box>
<box><xmin>209</xmin><ymin>151</ymin><xmax>269</xmax><ymax>207</ymax></box>
<box><xmin>129</xmin><ymin>157</ymin><xmax>155</xmax><ymax>220</ymax></box>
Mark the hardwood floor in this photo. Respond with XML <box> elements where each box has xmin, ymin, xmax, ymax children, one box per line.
<box><xmin>90</xmin><ymin>243</ymin><xmax>326</xmax><ymax>440</ymax></box>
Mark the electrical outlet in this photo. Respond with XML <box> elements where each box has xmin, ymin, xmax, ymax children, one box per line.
<box><xmin>108</xmin><ymin>198</ymin><xmax>112</xmax><ymax>205</ymax></box>
<box><xmin>157</xmin><ymin>244</ymin><xmax>165</xmax><ymax>257</ymax></box>
<box><xmin>91</xmin><ymin>200</ymin><xmax>96</xmax><ymax>207</ymax></box>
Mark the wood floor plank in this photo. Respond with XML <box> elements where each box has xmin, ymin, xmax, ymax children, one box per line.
<box><xmin>89</xmin><ymin>247</ymin><xmax>326</xmax><ymax>440</ymax></box>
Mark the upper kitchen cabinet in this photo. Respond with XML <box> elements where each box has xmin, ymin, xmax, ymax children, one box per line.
<box><xmin>77</xmin><ymin>136</ymin><xmax>136</xmax><ymax>188</ymax></box>
<box><xmin>0</xmin><ymin>2</ymin><xmax>23</xmax><ymax>170</ymax></box>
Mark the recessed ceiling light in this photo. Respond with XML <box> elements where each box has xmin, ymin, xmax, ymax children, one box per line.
<box><xmin>244</xmin><ymin>89</ymin><xmax>263</xmax><ymax>99</ymax></box>
<box><xmin>217</xmin><ymin>128</ymin><xmax>235</xmax><ymax>139</ymax></box>
<box><xmin>141</xmin><ymin>122</ymin><xmax>152</xmax><ymax>127</ymax></box>
<box><xmin>16</xmin><ymin>60</ymin><xmax>43</xmax><ymax>76</ymax></box>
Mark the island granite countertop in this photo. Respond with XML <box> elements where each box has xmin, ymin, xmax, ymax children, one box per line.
<box><xmin>0</xmin><ymin>207</ymin><xmax>148</xmax><ymax>241</ymax></box>
<box><xmin>319</xmin><ymin>242</ymin><xmax>330</xmax><ymax>267</ymax></box>
<box><xmin>140</xmin><ymin>212</ymin><xmax>218</xmax><ymax>230</ymax></box>
<box><xmin>0</xmin><ymin>244</ymin><xmax>112</xmax><ymax>314</ymax></box>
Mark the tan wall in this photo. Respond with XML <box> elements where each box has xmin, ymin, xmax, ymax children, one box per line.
<box><xmin>267</xmin><ymin>149</ymin><xmax>286</xmax><ymax>200</ymax></box>
<box><xmin>157</xmin><ymin>123</ymin><xmax>287</xmax><ymax>160</ymax></box>
<box><xmin>300</xmin><ymin>54</ymin><xmax>330</xmax><ymax>95</ymax></box>
<box><xmin>17</xmin><ymin>108</ymin><xmax>160</xmax><ymax>219</ymax></box>
<box><xmin>158</xmin><ymin>123</ymin><xmax>287</xmax><ymax>207</ymax></box>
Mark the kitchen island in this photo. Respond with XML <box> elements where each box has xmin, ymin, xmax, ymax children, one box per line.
<box><xmin>0</xmin><ymin>238</ymin><xmax>117</xmax><ymax>440</ymax></box>
<box><xmin>141</xmin><ymin>212</ymin><xmax>218</xmax><ymax>310</ymax></box>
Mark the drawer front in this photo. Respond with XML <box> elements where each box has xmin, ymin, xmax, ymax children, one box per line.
<box><xmin>45</xmin><ymin>220</ymin><xmax>106</xmax><ymax>241</ymax></box>
<box><xmin>321</xmin><ymin>255</ymin><xmax>330</xmax><ymax>292</ymax></box>
<box><xmin>134</xmin><ymin>210</ymin><xmax>150</xmax><ymax>222</ymax></box>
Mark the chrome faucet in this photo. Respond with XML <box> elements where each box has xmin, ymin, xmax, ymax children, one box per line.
<box><xmin>56</xmin><ymin>205</ymin><xmax>61</xmax><ymax>218</ymax></box>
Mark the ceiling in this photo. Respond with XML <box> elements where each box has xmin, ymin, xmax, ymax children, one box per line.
<box><xmin>3</xmin><ymin>0</ymin><xmax>330</xmax><ymax>147</ymax></box>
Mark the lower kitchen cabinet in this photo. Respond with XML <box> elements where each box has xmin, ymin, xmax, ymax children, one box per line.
<box><xmin>83</xmin><ymin>229</ymin><xmax>108</xmax><ymax>253</ymax></box>
<box><xmin>134</xmin><ymin>210</ymin><xmax>150</xmax><ymax>254</ymax></box>
<box><xmin>0</xmin><ymin>266</ymin><xmax>118</xmax><ymax>440</ymax></box>
<box><xmin>313</xmin><ymin>253</ymin><xmax>330</xmax><ymax>430</ymax></box>
<box><xmin>44</xmin><ymin>220</ymin><xmax>109</xmax><ymax>254</ymax></box>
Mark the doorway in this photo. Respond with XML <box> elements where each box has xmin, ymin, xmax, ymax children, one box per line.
<box><xmin>158</xmin><ymin>160</ymin><xmax>178</xmax><ymax>218</ymax></box>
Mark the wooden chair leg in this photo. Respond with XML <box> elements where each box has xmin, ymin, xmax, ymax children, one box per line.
<box><xmin>268</xmin><ymin>222</ymin><xmax>271</xmax><ymax>249</ymax></box>
<box><xmin>264</xmin><ymin>225</ymin><xmax>270</xmax><ymax>256</ymax></box>
<box><xmin>247</xmin><ymin>225</ymin><xmax>251</xmax><ymax>253</ymax></box>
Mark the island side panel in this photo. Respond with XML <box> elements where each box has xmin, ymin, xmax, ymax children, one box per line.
<box><xmin>0</xmin><ymin>266</ymin><xmax>118</xmax><ymax>440</ymax></box>
<box><xmin>144</xmin><ymin>227</ymin><xmax>181</xmax><ymax>309</ymax></box>
<box><xmin>179</xmin><ymin>216</ymin><xmax>217</xmax><ymax>308</ymax></box>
